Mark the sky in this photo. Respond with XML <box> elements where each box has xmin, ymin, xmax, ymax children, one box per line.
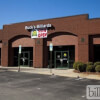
<box><xmin>0</xmin><ymin>0</ymin><xmax>100</xmax><ymax>29</ymax></box>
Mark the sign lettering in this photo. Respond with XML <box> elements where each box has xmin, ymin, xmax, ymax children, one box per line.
<box><xmin>25</xmin><ymin>24</ymin><xmax>52</xmax><ymax>30</ymax></box>
<box><xmin>31</xmin><ymin>29</ymin><xmax>47</xmax><ymax>38</ymax></box>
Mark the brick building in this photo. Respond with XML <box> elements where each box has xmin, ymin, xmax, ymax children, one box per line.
<box><xmin>0</xmin><ymin>14</ymin><xmax>100</xmax><ymax>68</ymax></box>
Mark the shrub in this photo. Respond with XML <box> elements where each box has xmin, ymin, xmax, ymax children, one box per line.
<box><xmin>87</xmin><ymin>62</ymin><xmax>93</xmax><ymax>66</ymax></box>
<box><xmin>86</xmin><ymin>65</ymin><xmax>95</xmax><ymax>72</ymax></box>
<box><xmin>77</xmin><ymin>62</ymin><xmax>86</xmax><ymax>72</ymax></box>
<box><xmin>73</xmin><ymin>62</ymin><xmax>81</xmax><ymax>70</ymax></box>
<box><xmin>94</xmin><ymin>62</ymin><xmax>100</xmax><ymax>67</ymax></box>
<box><xmin>95</xmin><ymin>65</ymin><xmax>100</xmax><ymax>72</ymax></box>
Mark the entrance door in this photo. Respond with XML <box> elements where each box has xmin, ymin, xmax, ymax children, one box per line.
<box><xmin>20</xmin><ymin>51</ymin><xmax>30</xmax><ymax>66</ymax></box>
<box><xmin>54</xmin><ymin>51</ymin><xmax>69</xmax><ymax>68</ymax></box>
<box><xmin>94</xmin><ymin>45</ymin><xmax>100</xmax><ymax>62</ymax></box>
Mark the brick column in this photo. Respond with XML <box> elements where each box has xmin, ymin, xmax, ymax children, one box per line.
<box><xmin>78</xmin><ymin>44</ymin><xmax>89</xmax><ymax>62</ymax></box>
<box><xmin>9</xmin><ymin>46</ymin><xmax>14</xmax><ymax>66</ymax></box>
<box><xmin>43</xmin><ymin>39</ymin><xmax>48</xmax><ymax>68</ymax></box>
<box><xmin>77</xmin><ymin>35</ymin><xmax>89</xmax><ymax>62</ymax></box>
<box><xmin>75</xmin><ymin>44</ymin><xmax>78</xmax><ymax>62</ymax></box>
<box><xmin>1</xmin><ymin>40</ymin><xmax>9</xmax><ymax>67</ymax></box>
<box><xmin>33</xmin><ymin>39</ymin><xmax>43</xmax><ymax>68</ymax></box>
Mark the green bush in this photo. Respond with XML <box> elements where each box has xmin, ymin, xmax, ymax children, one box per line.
<box><xmin>94</xmin><ymin>62</ymin><xmax>100</xmax><ymax>67</ymax></box>
<box><xmin>73</xmin><ymin>62</ymin><xmax>81</xmax><ymax>70</ymax></box>
<box><xmin>87</xmin><ymin>62</ymin><xmax>93</xmax><ymax>65</ymax></box>
<box><xmin>77</xmin><ymin>62</ymin><xmax>86</xmax><ymax>72</ymax></box>
<box><xmin>86</xmin><ymin>65</ymin><xmax>95</xmax><ymax>72</ymax></box>
<box><xmin>95</xmin><ymin>65</ymin><xmax>100</xmax><ymax>72</ymax></box>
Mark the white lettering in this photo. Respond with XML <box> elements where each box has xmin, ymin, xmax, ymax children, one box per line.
<box><xmin>25</xmin><ymin>26</ymin><xmax>33</xmax><ymax>30</ymax></box>
<box><xmin>25</xmin><ymin>24</ymin><xmax>52</xmax><ymax>30</ymax></box>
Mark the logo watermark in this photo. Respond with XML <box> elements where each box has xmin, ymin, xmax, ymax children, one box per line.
<box><xmin>86</xmin><ymin>85</ymin><xmax>100</xmax><ymax>99</ymax></box>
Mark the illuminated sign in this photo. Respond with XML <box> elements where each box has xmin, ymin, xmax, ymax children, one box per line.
<box><xmin>64</xmin><ymin>53</ymin><xmax>67</xmax><ymax>57</ymax></box>
<box><xmin>49</xmin><ymin>43</ymin><xmax>53</xmax><ymax>51</ymax></box>
<box><xmin>19</xmin><ymin>45</ymin><xmax>22</xmax><ymax>54</ymax></box>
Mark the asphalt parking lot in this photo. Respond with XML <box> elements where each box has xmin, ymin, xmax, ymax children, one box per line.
<box><xmin>0</xmin><ymin>70</ymin><xmax>100</xmax><ymax>100</ymax></box>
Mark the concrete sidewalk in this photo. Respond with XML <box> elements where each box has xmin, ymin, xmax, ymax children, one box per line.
<box><xmin>0</xmin><ymin>66</ymin><xmax>100</xmax><ymax>80</ymax></box>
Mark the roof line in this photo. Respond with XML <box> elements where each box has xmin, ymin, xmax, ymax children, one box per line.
<box><xmin>4</xmin><ymin>14</ymin><xmax>89</xmax><ymax>26</ymax></box>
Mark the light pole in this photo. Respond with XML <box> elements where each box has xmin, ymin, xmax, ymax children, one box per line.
<box><xmin>18</xmin><ymin>45</ymin><xmax>22</xmax><ymax>72</ymax></box>
<box><xmin>49</xmin><ymin>43</ymin><xmax>53</xmax><ymax>74</ymax></box>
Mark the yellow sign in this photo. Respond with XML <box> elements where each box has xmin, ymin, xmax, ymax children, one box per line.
<box><xmin>32</xmin><ymin>30</ymin><xmax>37</xmax><ymax>36</ymax></box>
<box><xmin>64</xmin><ymin>53</ymin><xmax>67</xmax><ymax>57</ymax></box>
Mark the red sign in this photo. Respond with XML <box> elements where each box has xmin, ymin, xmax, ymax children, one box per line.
<box><xmin>38</xmin><ymin>30</ymin><xmax>47</xmax><ymax>38</ymax></box>
<box><xmin>31</xmin><ymin>29</ymin><xmax>47</xmax><ymax>38</ymax></box>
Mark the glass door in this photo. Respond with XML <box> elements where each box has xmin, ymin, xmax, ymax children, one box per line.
<box><xmin>62</xmin><ymin>51</ymin><xmax>69</xmax><ymax>68</ymax></box>
<box><xmin>55</xmin><ymin>52</ymin><xmax>62</xmax><ymax>68</ymax></box>
<box><xmin>20</xmin><ymin>51</ymin><xmax>30</xmax><ymax>67</ymax></box>
<box><xmin>55</xmin><ymin>51</ymin><xmax>69</xmax><ymax>68</ymax></box>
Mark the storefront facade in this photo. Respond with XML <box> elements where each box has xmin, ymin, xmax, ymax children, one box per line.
<box><xmin>0</xmin><ymin>14</ymin><xmax>100</xmax><ymax>68</ymax></box>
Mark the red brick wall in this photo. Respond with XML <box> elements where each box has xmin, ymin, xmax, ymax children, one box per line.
<box><xmin>0</xmin><ymin>14</ymin><xmax>100</xmax><ymax>67</ymax></box>
<box><xmin>47</xmin><ymin>35</ymin><xmax>78</xmax><ymax>46</ymax></box>
<box><xmin>12</xmin><ymin>37</ymin><xmax>34</xmax><ymax>47</ymax></box>
<box><xmin>0</xmin><ymin>43</ymin><xmax>2</xmax><ymax>48</ymax></box>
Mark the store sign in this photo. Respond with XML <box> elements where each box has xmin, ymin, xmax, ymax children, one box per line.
<box><xmin>25</xmin><ymin>24</ymin><xmax>52</xmax><ymax>30</ymax></box>
<box><xmin>31</xmin><ymin>29</ymin><xmax>47</xmax><ymax>38</ymax></box>
<box><xmin>64</xmin><ymin>53</ymin><xmax>67</xmax><ymax>57</ymax></box>
<box><xmin>49</xmin><ymin>43</ymin><xmax>53</xmax><ymax>51</ymax></box>
<box><xmin>19</xmin><ymin>45</ymin><xmax>22</xmax><ymax>54</ymax></box>
<box><xmin>25</xmin><ymin>24</ymin><xmax>52</xmax><ymax>38</ymax></box>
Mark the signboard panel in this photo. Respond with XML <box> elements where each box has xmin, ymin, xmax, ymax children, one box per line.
<box><xmin>49</xmin><ymin>43</ymin><xmax>53</xmax><ymax>51</ymax></box>
<box><xmin>31</xmin><ymin>29</ymin><xmax>47</xmax><ymax>38</ymax></box>
<box><xmin>19</xmin><ymin>45</ymin><xmax>22</xmax><ymax>54</ymax></box>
